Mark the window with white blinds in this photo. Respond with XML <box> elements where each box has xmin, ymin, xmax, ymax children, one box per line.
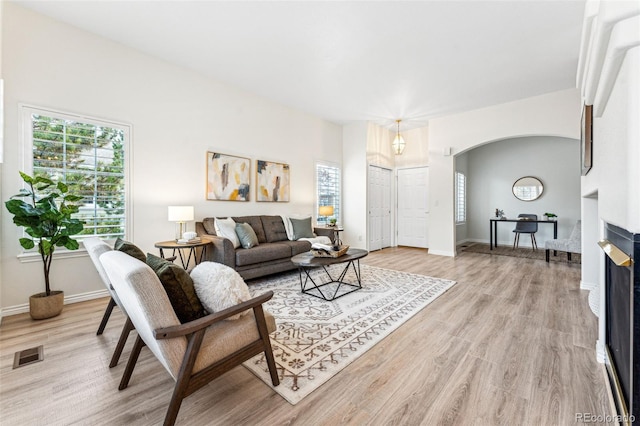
<box><xmin>316</xmin><ymin>162</ymin><xmax>341</xmax><ymax>225</ymax></box>
<box><xmin>455</xmin><ymin>171</ymin><xmax>466</xmax><ymax>224</ymax></box>
<box><xmin>24</xmin><ymin>106</ymin><xmax>130</xmax><ymax>241</ymax></box>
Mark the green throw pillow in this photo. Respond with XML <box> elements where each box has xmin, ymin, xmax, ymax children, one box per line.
<box><xmin>290</xmin><ymin>217</ymin><xmax>314</xmax><ymax>239</ymax></box>
<box><xmin>235</xmin><ymin>222</ymin><xmax>259</xmax><ymax>249</ymax></box>
<box><xmin>114</xmin><ymin>237</ymin><xmax>146</xmax><ymax>263</ymax></box>
<box><xmin>146</xmin><ymin>253</ymin><xmax>206</xmax><ymax>323</ymax></box>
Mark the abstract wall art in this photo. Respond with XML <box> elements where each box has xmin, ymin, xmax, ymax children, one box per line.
<box><xmin>256</xmin><ymin>160</ymin><xmax>290</xmax><ymax>202</ymax></box>
<box><xmin>206</xmin><ymin>152</ymin><xmax>250</xmax><ymax>201</ymax></box>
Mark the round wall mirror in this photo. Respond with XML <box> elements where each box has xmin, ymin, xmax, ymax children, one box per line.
<box><xmin>512</xmin><ymin>176</ymin><xmax>544</xmax><ymax>201</ymax></box>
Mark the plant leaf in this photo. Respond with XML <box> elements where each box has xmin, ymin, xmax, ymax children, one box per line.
<box><xmin>19</xmin><ymin>238</ymin><xmax>35</xmax><ymax>250</ymax></box>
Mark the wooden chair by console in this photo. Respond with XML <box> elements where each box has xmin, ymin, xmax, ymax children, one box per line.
<box><xmin>100</xmin><ymin>251</ymin><xmax>280</xmax><ymax>426</ymax></box>
<box><xmin>84</xmin><ymin>237</ymin><xmax>135</xmax><ymax>367</ymax></box>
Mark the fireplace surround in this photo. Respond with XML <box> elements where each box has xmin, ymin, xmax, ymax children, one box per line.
<box><xmin>601</xmin><ymin>223</ymin><xmax>640</xmax><ymax>424</ymax></box>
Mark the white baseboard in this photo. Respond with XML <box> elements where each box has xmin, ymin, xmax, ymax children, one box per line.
<box><xmin>0</xmin><ymin>289</ymin><xmax>110</xmax><ymax>318</ymax></box>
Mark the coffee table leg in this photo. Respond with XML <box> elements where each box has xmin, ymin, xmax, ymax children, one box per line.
<box><xmin>298</xmin><ymin>266</ymin><xmax>330</xmax><ymax>300</ymax></box>
<box><xmin>299</xmin><ymin>261</ymin><xmax>362</xmax><ymax>301</ymax></box>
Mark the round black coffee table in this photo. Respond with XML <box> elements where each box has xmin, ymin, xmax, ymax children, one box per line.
<box><xmin>291</xmin><ymin>248</ymin><xmax>368</xmax><ymax>301</ymax></box>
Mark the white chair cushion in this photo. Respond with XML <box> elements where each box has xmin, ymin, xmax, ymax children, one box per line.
<box><xmin>190</xmin><ymin>262</ymin><xmax>251</xmax><ymax>320</ymax></box>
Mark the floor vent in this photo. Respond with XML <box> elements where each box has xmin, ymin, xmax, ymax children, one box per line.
<box><xmin>13</xmin><ymin>346</ymin><xmax>44</xmax><ymax>369</ymax></box>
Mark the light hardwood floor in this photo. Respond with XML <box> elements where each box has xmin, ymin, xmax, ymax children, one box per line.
<box><xmin>0</xmin><ymin>247</ymin><xmax>612</xmax><ymax>425</ymax></box>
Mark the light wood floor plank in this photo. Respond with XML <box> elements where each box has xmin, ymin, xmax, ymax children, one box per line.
<box><xmin>0</xmin><ymin>247</ymin><xmax>612</xmax><ymax>425</ymax></box>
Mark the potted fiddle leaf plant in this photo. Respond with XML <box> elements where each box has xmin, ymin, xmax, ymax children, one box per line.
<box><xmin>5</xmin><ymin>172</ymin><xmax>84</xmax><ymax>319</ymax></box>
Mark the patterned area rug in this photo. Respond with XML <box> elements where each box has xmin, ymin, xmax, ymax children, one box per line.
<box><xmin>243</xmin><ymin>264</ymin><xmax>456</xmax><ymax>404</ymax></box>
<box><xmin>459</xmin><ymin>242</ymin><xmax>581</xmax><ymax>264</ymax></box>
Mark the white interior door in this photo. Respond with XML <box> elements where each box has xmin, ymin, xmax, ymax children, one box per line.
<box><xmin>368</xmin><ymin>166</ymin><xmax>392</xmax><ymax>251</ymax></box>
<box><xmin>368</xmin><ymin>167</ymin><xmax>382</xmax><ymax>251</ymax></box>
<box><xmin>397</xmin><ymin>167</ymin><xmax>429</xmax><ymax>248</ymax></box>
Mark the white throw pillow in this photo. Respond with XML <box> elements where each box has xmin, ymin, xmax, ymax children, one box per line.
<box><xmin>214</xmin><ymin>217</ymin><xmax>240</xmax><ymax>248</ymax></box>
<box><xmin>190</xmin><ymin>262</ymin><xmax>251</xmax><ymax>320</ymax></box>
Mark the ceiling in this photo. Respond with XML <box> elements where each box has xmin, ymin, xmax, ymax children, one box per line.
<box><xmin>16</xmin><ymin>1</ymin><xmax>586</xmax><ymax>130</ymax></box>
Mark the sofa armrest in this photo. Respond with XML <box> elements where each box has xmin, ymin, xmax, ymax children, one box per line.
<box><xmin>313</xmin><ymin>226</ymin><xmax>335</xmax><ymax>243</ymax></box>
<box><xmin>198</xmin><ymin>235</ymin><xmax>235</xmax><ymax>267</ymax></box>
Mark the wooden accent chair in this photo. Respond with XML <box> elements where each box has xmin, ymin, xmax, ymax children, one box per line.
<box><xmin>84</xmin><ymin>237</ymin><xmax>135</xmax><ymax>367</ymax></box>
<box><xmin>100</xmin><ymin>251</ymin><xmax>280</xmax><ymax>426</ymax></box>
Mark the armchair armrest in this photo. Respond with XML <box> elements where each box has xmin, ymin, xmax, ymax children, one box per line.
<box><xmin>154</xmin><ymin>291</ymin><xmax>274</xmax><ymax>339</ymax></box>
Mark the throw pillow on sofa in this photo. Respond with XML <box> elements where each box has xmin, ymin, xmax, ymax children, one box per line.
<box><xmin>114</xmin><ymin>237</ymin><xmax>146</xmax><ymax>263</ymax></box>
<box><xmin>235</xmin><ymin>222</ymin><xmax>259</xmax><ymax>249</ymax></box>
<box><xmin>282</xmin><ymin>214</ymin><xmax>312</xmax><ymax>240</ymax></box>
<box><xmin>214</xmin><ymin>217</ymin><xmax>241</xmax><ymax>248</ymax></box>
<box><xmin>190</xmin><ymin>262</ymin><xmax>251</xmax><ymax>320</ymax></box>
<box><xmin>290</xmin><ymin>217</ymin><xmax>315</xmax><ymax>239</ymax></box>
<box><xmin>146</xmin><ymin>253</ymin><xmax>207</xmax><ymax>323</ymax></box>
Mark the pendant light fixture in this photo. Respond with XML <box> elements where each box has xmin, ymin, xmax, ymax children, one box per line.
<box><xmin>392</xmin><ymin>119</ymin><xmax>405</xmax><ymax>155</ymax></box>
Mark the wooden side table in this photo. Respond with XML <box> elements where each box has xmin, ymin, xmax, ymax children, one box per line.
<box><xmin>154</xmin><ymin>240</ymin><xmax>211</xmax><ymax>269</ymax></box>
<box><xmin>314</xmin><ymin>226</ymin><xmax>344</xmax><ymax>245</ymax></box>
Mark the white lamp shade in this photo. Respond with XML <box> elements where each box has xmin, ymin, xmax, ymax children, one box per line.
<box><xmin>168</xmin><ymin>206</ymin><xmax>194</xmax><ymax>222</ymax></box>
<box><xmin>319</xmin><ymin>205</ymin><xmax>334</xmax><ymax>217</ymax></box>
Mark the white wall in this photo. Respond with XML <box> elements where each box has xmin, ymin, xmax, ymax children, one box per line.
<box><xmin>428</xmin><ymin>88</ymin><xmax>581</xmax><ymax>256</ymax></box>
<box><xmin>394</xmin><ymin>126</ymin><xmax>429</xmax><ymax>169</ymax></box>
<box><xmin>1</xmin><ymin>4</ymin><xmax>342</xmax><ymax>313</ymax></box>
<box><xmin>576</xmin><ymin>0</ymin><xmax>640</xmax><ymax>361</ymax></box>
<box><xmin>343</xmin><ymin>122</ymin><xmax>368</xmax><ymax>249</ymax></box>
<box><xmin>465</xmin><ymin>136</ymin><xmax>580</xmax><ymax>246</ymax></box>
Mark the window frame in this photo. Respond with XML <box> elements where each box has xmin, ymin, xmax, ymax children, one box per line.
<box><xmin>315</xmin><ymin>161</ymin><xmax>342</xmax><ymax>226</ymax></box>
<box><xmin>455</xmin><ymin>171</ymin><xmax>466</xmax><ymax>225</ymax></box>
<box><xmin>18</xmin><ymin>104</ymin><xmax>132</xmax><ymax>260</ymax></box>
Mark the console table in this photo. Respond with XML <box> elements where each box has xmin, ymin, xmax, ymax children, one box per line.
<box><xmin>489</xmin><ymin>218</ymin><xmax>557</xmax><ymax>250</ymax></box>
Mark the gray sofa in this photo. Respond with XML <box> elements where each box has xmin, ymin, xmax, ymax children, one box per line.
<box><xmin>196</xmin><ymin>215</ymin><xmax>334</xmax><ymax>280</ymax></box>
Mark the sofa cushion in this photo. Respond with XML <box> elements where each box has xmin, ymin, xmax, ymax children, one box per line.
<box><xmin>215</xmin><ymin>217</ymin><xmax>240</xmax><ymax>248</ymax></box>
<box><xmin>232</xmin><ymin>216</ymin><xmax>267</xmax><ymax>243</ymax></box>
<box><xmin>146</xmin><ymin>253</ymin><xmax>206</xmax><ymax>323</ymax></box>
<box><xmin>114</xmin><ymin>237</ymin><xmax>146</xmax><ymax>263</ymax></box>
<box><xmin>262</xmin><ymin>216</ymin><xmax>289</xmax><ymax>242</ymax></box>
<box><xmin>278</xmin><ymin>240</ymin><xmax>312</xmax><ymax>256</ymax></box>
<box><xmin>235</xmin><ymin>243</ymin><xmax>291</xmax><ymax>266</ymax></box>
<box><xmin>202</xmin><ymin>217</ymin><xmax>217</xmax><ymax>235</ymax></box>
<box><xmin>290</xmin><ymin>217</ymin><xmax>315</xmax><ymax>239</ymax></box>
<box><xmin>235</xmin><ymin>222</ymin><xmax>259</xmax><ymax>249</ymax></box>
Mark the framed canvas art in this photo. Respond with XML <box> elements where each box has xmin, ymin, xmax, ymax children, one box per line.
<box><xmin>581</xmin><ymin>104</ymin><xmax>593</xmax><ymax>176</ymax></box>
<box><xmin>206</xmin><ymin>152</ymin><xmax>250</xmax><ymax>201</ymax></box>
<box><xmin>256</xmin><ymin>160</ymin><xmax>290</xmax><ymax>202</ymax></box>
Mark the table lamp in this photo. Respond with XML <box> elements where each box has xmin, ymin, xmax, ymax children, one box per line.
<box><xmin>168</xmin><ymin>206</ymin><xmax>194</xmax><ymax>241</ymax></box>
<box><xmin>319</xmin><ymin>205</ymin><xmax>334</xmax><ymax>225</ymax></box>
